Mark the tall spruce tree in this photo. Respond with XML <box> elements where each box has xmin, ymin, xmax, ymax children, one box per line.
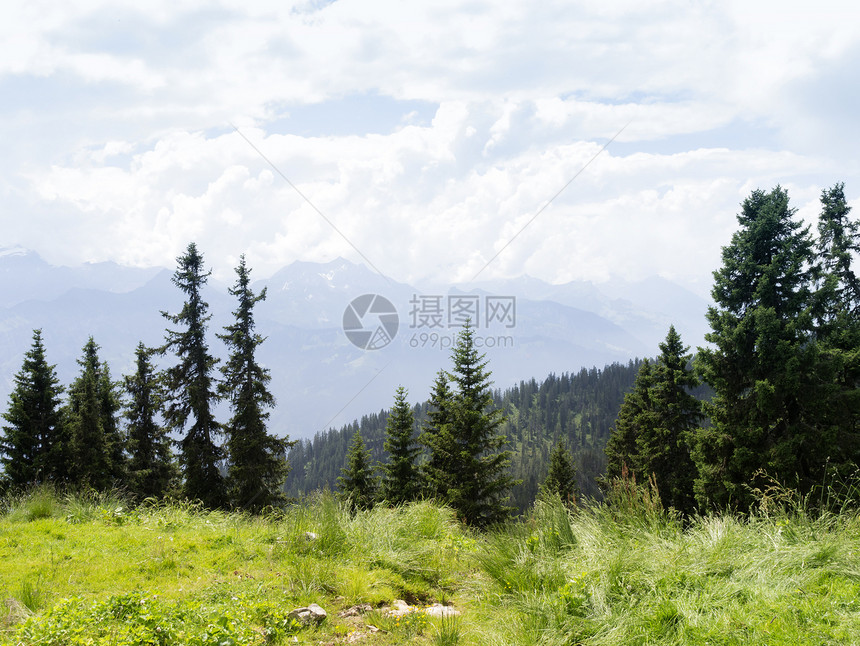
<box><xmin>161</xmin><ymin>242</ymin><xmax>226</xmax><ymax>508</ymax></box>
<box><xmin>380</xmin><ymin>386</ymin><xmax>421</xmax><ymax>505</ymax></box>
<box><xmin>809</xmin><ymin>184</ymin><xmax>860</xmax><ymax>480</ymax></box>
<box><xmin>817</xmin><ymin>183</ymin><xmax>860</xmax><ymax>316</ymax></box>
<box><xmin>636</xmin><ymin>327</ymin><xmax>700</xmax><ymax>514</ymax></box>
<box><xmin>694</xmin><ymin>186</ymin><xmax>817</xmax><ymax>510</ymax></box>
<box><xmin>420</xmin><ymin>370</ymin><xmax>454</xmax><ymax>499</ymax></box>
<box><xmin>337</xmin><ymin>429</ymin><xmax>377</xmax><ymax>511</ymax></box>
<box><xmin>435</xmin><ymin>322</ymin><xmax>517</xmax><ymax>528</ymax></box>
<box><xmin>604</xmin><ymin>359</ymin><xmax>656</xmax><ymax>481</ymax></box>
<box><xmin>99</xmin><ymin>356</ymin><xmax>126</xmax><ymax>484</ymax></box>
<box><xmin>124</xmin><ymin>342</ymin><xmax>175</xmax><ymax>499</ymax></box>
<box><xmin>0</xmin><ymin>330</ymin><xmax>67</xmax><ymax>486</ymax></box>
<box><xmin>540</xmin><ymin>440</ymin><xmax>579</xmax><ymax>506</ymax></box>
<box><xmin>65</xmin><ymin>337</ymin><xmax>125</xmax><ymax>490</ymax></box>
<box><xmin>603</xmin><ymin>327</ymin><xmax>701</xmax><ymax>515</ymax></box>
<box><xmin>218</xmin><ymin>256</ymin><xmax>292</xmax><ymax>512</ymax></box>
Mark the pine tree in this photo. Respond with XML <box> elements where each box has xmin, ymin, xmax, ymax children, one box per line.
<box><xmin>694</xmin><ymin>186</ymin><xmax>817</xmax><ymax>510</ymax></box>
<box><xmin>124</xmin><ymin>342</ymin><xmax>175</xmax><ymax>500</ymax></box>
<box><xmin>604</xmin><ymin>359</ymin><xmax>656</xmax><ymax>481</ymax></box>
<box><xmin>636</xmin><ymin>327</ymin><xmax>701</xmax><ymax>514</ymax></box>
<box><xmin>218</xmin><ymin>256</ymin><xmax>292</xmax><ymax>512</ymax></box>
<box><xmin>65</xmin><ymin>337</ymin><xmax>125</xmax><ymax>490</ymax></box>
<box><xmin>161</xmin><ymin>242</ymin><xmax>226</xmax><ymax>508</ymax></box>
<box><xmin>0</xmin><ymin>330</ymin><xmax>67</xmax><ymax>486</ymax></box>
<box><xmin>337</xmin><ymin>429</ymin><xmax>377</xmax><ymax>511</ymax></box>
<box><xmin>809</xmin><ymin>184</ymin><xmax>860</xmax><ymax>481</ymax></box>
<box><xmin>99</xmin><ymin>357</ymin><xmax>126</xmax><ymax>485</ymax></box>
<box><xmin>540</xmin><ymin>440</ymin><xmax>578</xmax><ymax>506</ymax></box>
<box><xmin>439</xmin><ymin>322</ymin><xmax>517</xmax><ymax>528</ymax></box>
<box><xmin>420</xmin><ymin>370</ymin><xmax>454</xmax><ymax>499</ymax></box>
<box><xmin>816</xmin><ymin>183</ymin><xmax>860</xmax><ymax>316</ymax></box>
<box><xmin>380</xmin><ymin>386</ymin><xmax>421</xmax><ymax>505</ymax></box>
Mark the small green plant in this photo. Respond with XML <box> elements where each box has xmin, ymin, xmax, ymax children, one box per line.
<box><xmin>366</xmin><ymin>608</ymin><xmax>430</xmax><ymax>640</ymax></box>
<box><xmin>557</xmin><ymin>575</ymin><xmax>590</xmax><ymax>617</ymax></box>
<box><xmin>433</xmin><ymin>613</ymin><xmax>462</xmax><ymax>646</ymax></box>
<box><xmin>396</xmin><ymin>610</ymin><xmax>430</xmax><ymax>639</ymax></box>
<box><xmin>18</xmin><ymin>577</ymin><xmax>47</xmax><ymax>613</ymax></box>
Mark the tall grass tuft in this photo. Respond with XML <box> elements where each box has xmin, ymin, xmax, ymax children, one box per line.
<box><xmin>433</xmin><ymin>613</ymin><xmax>462</xmax><ymax>646</ymax></box>
<box><xmin>600</xmin><ymin>465</ymin><xmax>668</xmax><ymax>528</ymax></box>
<box><xmin>17</xmin><ymin>578</ymin><xmax>47</xmax><ymax>613</ymax></box>
<box><xmin>5</xmin><ymin>485</ymin><xmax>63</xmax><ymax>522</ymax></box>
<box><xmin>476</xmin><ymin>483</ymin><xmax>860</xmax><ymax>645</ymax></box>
<box><xmin>64</xmin><ymin>488</ymin><xmax>130</xmax><ymax>524</ymax></box>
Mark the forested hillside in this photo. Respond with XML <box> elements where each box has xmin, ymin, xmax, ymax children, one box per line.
<box><xmin>285</xmin><ymin>360</ymin><xmax>672</xmax><ymax>510</ymax></box>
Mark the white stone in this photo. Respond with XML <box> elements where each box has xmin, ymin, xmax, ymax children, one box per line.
<box><xmin>288</xmin><ymin>603</ymin><xmax>327</xmax><ymax>625</ymax></box>
<box><xmin>424</xmin><ymin>604</ymin><xmax>460</xmax><ymax>617</ymax></box>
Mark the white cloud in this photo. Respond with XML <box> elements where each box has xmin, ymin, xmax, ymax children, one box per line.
<box><xmin>2</xmin><ymin>0</ymin><xmax>859</xmax><ymax>297</ymax></box>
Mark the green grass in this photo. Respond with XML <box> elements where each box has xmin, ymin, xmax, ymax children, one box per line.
<box><xmin>1</xmin><ymin>488</ymin><xmax>860</xmax><ymax>644</ymax></box>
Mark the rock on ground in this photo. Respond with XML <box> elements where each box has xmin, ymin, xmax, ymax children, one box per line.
<box><xmin>288</xmin><ymin>603</ymin><xmax>327</xmax><ymax>625</ymax></box>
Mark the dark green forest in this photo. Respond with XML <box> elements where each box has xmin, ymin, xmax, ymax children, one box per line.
<box><xmin>285</xmin><ymin>361</ymin><xmax>653</xmax><ymax>511</ymax></box>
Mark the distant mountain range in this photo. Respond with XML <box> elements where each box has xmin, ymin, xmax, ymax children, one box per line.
<box><xmin>0</xmin><ymin>249</ymin><xmax>711</xmax><ymax>439</ymax></box>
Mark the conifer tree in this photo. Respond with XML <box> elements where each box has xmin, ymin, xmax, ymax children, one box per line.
<box><xmin>809</xmin><ymin>184</ymin><xmax>860</xmax><ymax>480</ymax></box>
<box><xmin>380</xmin><ymin>386</ymin><xmax>421</xmax><ymax>505</ymax></box>
<box><xmin>816</xmin><ymin>183</ymin><xmax>860</xmax><ymax>316</ymax></box>
<box><xmin>65</xmin><ymin>337</ymin><xmax>125</xmax><ymax>490</ymax></box>
<box><xmin>540</xmin><ymin>440</ymin><xmax>578</xmax><ymax>506</ymax></box>
<box><xmin>434</xmin><ymin>322</ymin><xmax>517</xmax><ymax>528</ymax></box>
<box><xmin>124</xmin><ymin>342</ymin><xmax>175</xmax><ymax>499</ymax></box>
<box><xmin>420</xmin><ymin>370</ymin><xmax>454</xmax><ymax>499</ymax></box>
<box><xmin>0</xmin><ymin>330</ymin><xmax>67</xmax><ymax>486</ymax></box>
<box><xmin>161</xmin><ymin>242</ymin><xmax>226</xmax><ymax>508</ymax></box>
<box><xmin>636</xmin><ymin>327</ymin><xmax>700</xmax><ymax>514</ymax></box>
<box><xmin>218</xmin><ymin>256</ymin><xmax>292</xmax><ymax>512</ymax></box>
<box><xmin>99</xmin><ymin>357</ymin><xmax>126</xmax><ymax>484</ymax></box>
<box><xmin>337</xmin><ymin>429</ymin><xmax>377</xmax><ymax>511</ymax></box>
<box><xmin>604</xmin><ymin>359</ymin><xmax>656</xmax><ymax>481</ymax></box>
<box><xmin>603</xmin><ymin>328</ymin><xmax>700</xmax><ymax>514</ymax></box>
<box><xmin>694</xmin><ymin>186</ymin><xmax>817</xmax><ymax>510</ymax></box>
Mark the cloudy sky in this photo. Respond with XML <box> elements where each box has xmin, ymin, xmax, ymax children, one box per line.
<box><xmin>2</xmin><ymin>0</ymin><xmax>858</xmax><ymax>297</ymax></box>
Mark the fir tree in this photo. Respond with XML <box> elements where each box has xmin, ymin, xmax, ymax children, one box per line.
<box><xmin>337</xmin><ymin>429</ymin><xmax>377</xmax><ymax>511</ymax></box>
<box><xmin>218</xmin><ymin>256</ymin><xmax>292</xmax><ymax>512</ymax></box>
<box><xmin>65</xmin><ymin>337</ymin><xmax>125</xmax><ymax>490</ymax></box>
<box><xmin>420</xmin><ymin>370</ymin><xmax>454</xmax><ymax>499</ymax></box>
<box><xmin>636</xmin><ymin>327</ymin><xmax>701</xmax><ymax>514</ymax></box>
<box><xmin>437</xmin><ymin>322</ymin><xmax>517</xmax><ymax>528</ymax></box>
<box><xmin>816</xmin><ymin>183</ymin><xmax>860</xmax><ymax>316</ymax></box>
<box><xmin>380</xmin><ymin>386</ymin><xmax>421</xmax><ymax>504</ymax></box>
<box><xmin>604</xmin><ymin>328</ymin><xmax>702</xmax><ymax>515</ymax></box>
<box><xmin>809</xmin><ymin>184</ymin><xmax>860</xmax><ymax>481</ymax></box>
<box><xmin>124</xmin><ymin>342</ymin><xmax>175</xmax><ymax>500</ymax></box>
<box><xmin>694</xmin><ymin>186</ymin><xmax>817</xmax><ymax>510</ymax></box>
<box><xmin>99</xmin><ymin>357</ymin><xmax>126</xmax><ymax>484</ymax></box>
<box><xmin>161</xmin><ymin>242</ymin><xmax>226</xmax><ymax>508</ymax></box>
<box><xmin>540</xmin><ymin>440</ymin><xmax>578</xmax><ymax>506</ymax></box>
<box><xmin>604</xmin><ymin>359</ymin><xmax>656</xmax><ymax>481</ymax></box>
<box><xmin>0</xmin><ymin>330</ymin><xmax>67</xmax><ymax>486</ymax></box>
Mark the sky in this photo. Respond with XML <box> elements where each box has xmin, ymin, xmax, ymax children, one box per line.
<box><xmin>2</xmin><ymin>0</ymin><xmax>859</xmax><ymax>298</ymax></box>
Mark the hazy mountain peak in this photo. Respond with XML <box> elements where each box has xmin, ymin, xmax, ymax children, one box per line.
<box><xmin>0</xmin><ymin>246</ymin><xmax>35</xmax><ymax>258</ymax></box>
<box><xmin>0</xmin><ymin>254</ymin><xmax>711</xmax><ymax>440</ymax></box>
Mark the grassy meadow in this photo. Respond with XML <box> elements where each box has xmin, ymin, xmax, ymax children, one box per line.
<box><xmin>1</xmin><ymin>486</ymin><xmax>860</xmax><ymax>645</ymax></box>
